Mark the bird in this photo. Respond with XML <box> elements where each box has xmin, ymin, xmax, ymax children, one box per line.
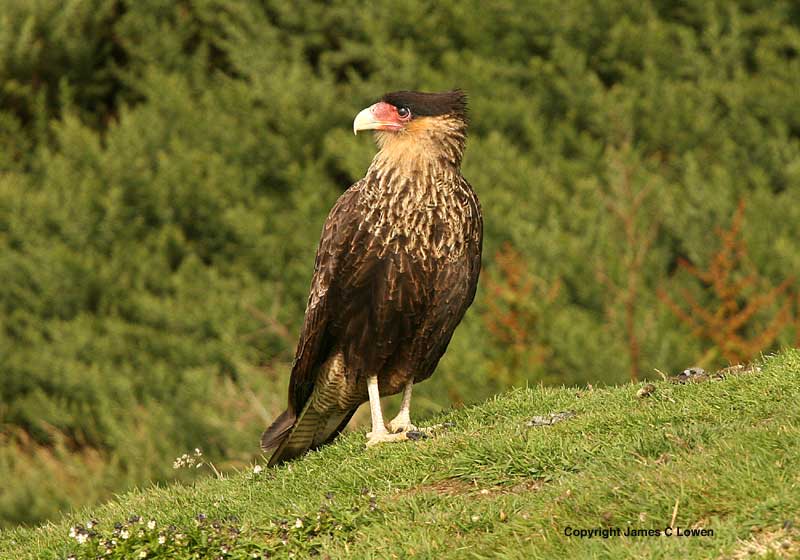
<box><xmin>261</xmin><ymin>90</ymin><xmax>482</xmax><ymax>467</ymax></box>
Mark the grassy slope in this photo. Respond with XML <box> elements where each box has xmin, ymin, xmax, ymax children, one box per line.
<box><xmin>2</xmin><ymin>350</ymin><xmax>799</xmax><ymax>560</ymax></box>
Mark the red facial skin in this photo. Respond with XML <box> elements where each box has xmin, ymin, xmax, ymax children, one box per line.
<box><xmin>368</xmin><ymin>101</ymin><xmax>412</xmax><ymax>131</ymax></box>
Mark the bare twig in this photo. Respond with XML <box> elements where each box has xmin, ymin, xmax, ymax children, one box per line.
<box><xmin>670</xmin><ymin>498</ymin><xmax>679</xmax><ymax>532</ymax></box>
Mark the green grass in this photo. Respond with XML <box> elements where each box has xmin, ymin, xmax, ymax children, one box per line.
<box><xmin>3</xmin><ymin>350</ymin><xmax>799</xmax><ymax>560</ymax></box>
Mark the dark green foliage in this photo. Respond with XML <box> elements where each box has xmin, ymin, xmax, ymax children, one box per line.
<box><xmin>1</xmin><ymin>0</ymin><xmax>799</xmax><ymax>526</ymax></box>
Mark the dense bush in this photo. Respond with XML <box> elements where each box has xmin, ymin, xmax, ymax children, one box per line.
<box><xmin>1</xmin><ymin>0</ymin><xmax>798</xmax><ymax>526</ymax></box>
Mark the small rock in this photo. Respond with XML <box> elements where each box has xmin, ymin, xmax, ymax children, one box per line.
<box><xmin>669</xmin><ymin>367</ymin><xmax>707</xmax><ymax>384</ymax></box>
<box><xmin>526</xmin><ymin>411</ymin><xmax>576</xmax><ymax>427</ymax></box>
<box><xmin>680</xmin><ymin>367</ymin><xmax>705</xmax><ymax>379</ymax></box>
<box><xmin>636</xmin><ymin>383</ymin><xmax>656</xmax><ymax>398</ymax></box>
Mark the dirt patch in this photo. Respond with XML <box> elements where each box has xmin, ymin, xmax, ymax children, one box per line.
<box><xmin>725</xmin><ymin>526</ymin><xmax>798</xmax><ymax>559</ymax></box>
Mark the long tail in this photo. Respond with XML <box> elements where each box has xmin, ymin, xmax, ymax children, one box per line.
<box><xmin>260</xmin><ymin>409</ymin><xmax>295</xmax><ymax>452</ymax></box>
<box><xmin>262</xmin><ymin>403</ymin><xmax>356</xmax><ymax>467</ymax></box>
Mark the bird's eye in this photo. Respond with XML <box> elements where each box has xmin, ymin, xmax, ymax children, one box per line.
<box><xmin>397</xmin><ymin>106</ymin><xmax>411</xmax><ymax>119</ymax></box>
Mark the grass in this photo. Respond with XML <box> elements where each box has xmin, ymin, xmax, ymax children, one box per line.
<box><xmin>2</xmin><ymin>349</ymin><xmax>798</xmax><ymax>560</ymax></box>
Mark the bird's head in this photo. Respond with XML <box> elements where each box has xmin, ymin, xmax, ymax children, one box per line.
<box><xmin>353</xmin><ymin>90</ymin><xmax>468</xmax><ymax>168</ymax></box>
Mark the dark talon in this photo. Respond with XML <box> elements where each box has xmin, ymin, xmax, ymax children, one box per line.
<box><xmin>406</xmin><ymin>431</ymin><xmax>428</xmax><ymax>441</ymax></box>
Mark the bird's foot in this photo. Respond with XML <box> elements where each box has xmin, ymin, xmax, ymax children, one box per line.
<box><xmin>386</xmin><ymin>417</ymin><xmax>418</xmax><ymax>434</ymax></box>
<box><xmin>365</xmin><ymin>430</ymin><xmax>412</xmax><ymax>447</ymax></box>
<box><xmin>365</xmin><ymin>419</ymin><xmax>454</xmax><ymax>447</ymax></box>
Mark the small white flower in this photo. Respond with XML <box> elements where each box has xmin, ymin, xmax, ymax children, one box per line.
<box><xmin>86</xmin><ymin>519</ymin><xmax>97</xmax><ymax>529</ymax></box>
<box><xmin>294</xmin><ymin>518</ymin><xmax>304</xmax><ymax>529</ymax></box>
<box><xmin>69</xmin><ymin>526</ymin><xmax>77</xmax><ymax>538</ymax></box>
<box><xmin>158</xmin><ymin>534</ymin><xmax>166</xmax><ymax>544</ymax></box>
<box><xmin>139</xmin><ymin>551</ymin><xmax>148</xmax><ymax>558</ymax></box>
<box><xmin>120</xmin><ymin>529</ymin><xmax>130</xmax><ymax>540</ymax></box>
<box><xmin>76</xmin><ymin>533</ymin><xmax>88</xmax><ymax>544</ymax></box>
<box><xmin>470</xmin><ymin>515</ymin><xmax>480</xmax><ymax>522</ymax></box>
<box><xmin>253</xmin><ymin>465</ymin><xmax>263</xmax><ymax>474</ymax></box>
<box><xmin>194</xmin><ymin>448</ymin><xmax>202</xmax><ymax>456</ymax></box>
<box><xmin>147</xmin><ymin>519</ymin><xmax>156</xmax><ymax>530</ymax></box>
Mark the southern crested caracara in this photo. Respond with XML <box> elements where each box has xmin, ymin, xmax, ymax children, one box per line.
<box><xmin>261</xmin><ymin>90</ymin><xmax>482</xmax><ymax>466</ymax></box>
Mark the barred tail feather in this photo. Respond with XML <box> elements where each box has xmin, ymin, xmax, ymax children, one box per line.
<box><xmin>260</xmin><ymin>410</ymin><xmax>295</xmax><ymax>452</ymax></box>
<box><xmin>266</xmin><ymin>403</ymin><xmax>354</xmax><ymax>467</ymax></box>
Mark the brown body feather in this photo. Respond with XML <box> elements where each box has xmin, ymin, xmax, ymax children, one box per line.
<box><xmin>262</xmin><ymin>92</ymin><xmax>482</xmax><ymax>466</ymax></box>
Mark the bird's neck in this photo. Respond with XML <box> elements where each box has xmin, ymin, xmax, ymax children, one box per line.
<box><xmin>368</xmin><ymin>116</ymin><xmax>466</xmax><ymax>180</ymax></box>
<box><xmin>366</xmin><ymin>139</ymin><xmax>464</xmax><ymax>191</ymax></box>
<box><xmin>365</xmin><ymin>152</ymin><xmax>458</xmax><ymax>188</ymax></box>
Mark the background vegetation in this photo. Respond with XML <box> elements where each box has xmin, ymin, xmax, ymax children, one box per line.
<box><xmin>1</xmin><ymin>0</ymin><xmax>799</xmax><ymax>527</ymax></box>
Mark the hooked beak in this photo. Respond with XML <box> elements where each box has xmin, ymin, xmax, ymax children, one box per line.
<box><xmin>353</xmin><ymin>102</ymin><xmax>405</xmax><ymax>135</ymax></box>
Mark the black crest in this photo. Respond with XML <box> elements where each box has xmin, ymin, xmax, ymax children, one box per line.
<box><xmin>381</xmin><ymin>90</ymin><xmax>467</xmax><ymax>119</ymax></box>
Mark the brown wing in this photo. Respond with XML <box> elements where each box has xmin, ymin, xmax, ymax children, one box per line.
<box><xmin>286</xmin><ymin>183</ymin><xmax>365</xmax><ymax>413</ymax></box>
<box><xmin>460</xmin><ymin>178</ymin><xmax>483</xmax><ymax>311</ymax></box>
<box><xmin>414</xmin><ymin>178</ymin><xmax>483</xmax><ymax>381</ymax></box>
